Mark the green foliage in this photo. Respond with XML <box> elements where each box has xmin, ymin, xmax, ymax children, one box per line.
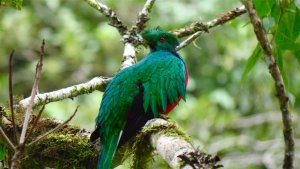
<box><xmin>253</xmin><ymin>0</ymin><xmax>276</xmax><ymax>18</ymax></box>
<box><xmin>274</xmin><ymin>3</ymin><xmax>300</xmax><ymax>51</ymax></box>
<box><xmin>246</xmin><ymin>0</ymin><xmax>300</xmax><ymax>79</ymax></box>
<box><xmin>241</xmin><ymin>44</ymin><xmax>261</xmax><ymax>81</ymax></box>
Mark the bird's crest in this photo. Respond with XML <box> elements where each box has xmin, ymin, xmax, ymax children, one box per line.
<box><xmin>142</xmin><ymin>27</ymin><xmax>179</xmax><ymax>51</ymax></box>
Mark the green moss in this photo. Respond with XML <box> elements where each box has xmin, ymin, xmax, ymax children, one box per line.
<box><xmin>2</xmin><ymin>103</ymin><xmax>98</xmax><ymax>169</ymax></box>
<box><xmin>77</xmin><ymin>86</ymin><xmax>90</xmax><ymax>94</ymax></box>
<box><xmin>116</xmin><ymin>120</ymin><xmax>192</xmax><ymax>169</ymax></box>
<box><xmin>70</xmin><ymin>86</ymin><xmax>79</xmax><ymax>96</ymax></box>
<box><xmin>22</xmin><ymin>133</ymin><xmax>97</xmax><ymax>169</ymax></box>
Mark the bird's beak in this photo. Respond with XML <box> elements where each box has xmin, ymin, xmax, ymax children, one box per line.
<box><xmin>143</xmin><ymin>39</ymin><xmax>152</xmax><ymax>47</ymax></box>
<box><xmin>143</xmin><ymin>39</ymin><xmax>149</xmax><ymax>45</ymax></box>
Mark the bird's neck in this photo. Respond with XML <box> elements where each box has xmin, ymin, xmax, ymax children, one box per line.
<box><xmin>150</xmin><ymin>48</ymin><xmax>176</xmax><ymax>53</ymax></box>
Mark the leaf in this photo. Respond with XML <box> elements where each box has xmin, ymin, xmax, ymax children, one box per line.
<box><xmin>274</xmin><ymin>3</ymin><xmax>300</xmax><ymax>50</ymax></box>
<box><xmin>253</xmin><ymin>0</ymin><xmax>276</xmax><ymax>18</ymax></box>
<box><xmin>241</xmin><ymin>44</ymin><xmax>262</xmax><ymax>81</ymax></box>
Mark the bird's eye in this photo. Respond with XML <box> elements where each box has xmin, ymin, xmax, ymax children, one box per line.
<box><xmin>159</xmin><ymin>37</ymin><xmax>166</xmax><ymax>42</ymax></box>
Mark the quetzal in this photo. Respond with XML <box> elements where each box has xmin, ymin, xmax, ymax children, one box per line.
<box><xmin>90</xmin><ymin>28</ymin><xmax>188</xmax><ymax>169</ymax></box>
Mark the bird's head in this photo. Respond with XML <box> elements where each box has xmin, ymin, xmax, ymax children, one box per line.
<box><xmin>142</xmin><ymin>27</ymin><xmax>179</xmax><ymax>52</ymax></box>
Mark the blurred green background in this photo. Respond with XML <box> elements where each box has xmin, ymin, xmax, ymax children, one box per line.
<box><xmin>1</xmin><ymin>0</ymin><xmax>300</xmax><ymax>168</ymax></box>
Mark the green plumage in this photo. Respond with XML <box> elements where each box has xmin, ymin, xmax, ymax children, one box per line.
<box><xmin>92</xmin><ymin>28</ymin><xmax>187</xmax><ymax>169</ymax></box>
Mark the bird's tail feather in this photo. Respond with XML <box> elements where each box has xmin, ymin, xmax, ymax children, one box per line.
<box><xmin>97</xmin><ymin>130</ymin><xmax>122</xmax><ymax>169</ymax></box>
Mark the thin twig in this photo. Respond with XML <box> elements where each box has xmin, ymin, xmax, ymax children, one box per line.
<box><xmin>28</xmin><ymin>106</ymin><xmax>79</xmax><ymax>146</ymax></box>
<box><xmin>8</xmin><ymin>49</ymin><xmax>18</xmax><ymax>143</ymax></box>
<box><xmin>83</xmin><ymin>0</ymin><xmax>127</xmax><ymax>35</ymax></box>
<box><xmin>0</xmin><ymin>126</ymin><xmax>15</xmax><ymax>150</ymax></box>
<box><xmin>24</xmin><ymin>97</ymin><xmax>48</xmax><ymax>143</ymax></box>
<box><xmin>120</xmin><ymin>0</ymin><xmax>157</xmax><ymax>69</ymax></box>
<box><xmin>19</xmin><ymin>40</ymin><xmax>45</xmax><ymax>145</ymax></box>
<box><xmin>134</xmin><ymin>0</ymin><xmax>156</xmax><ymax>33</ymax></box>
<box><xmin>241</xmin><ymin>1</ymin><xmax>294</xmax><ymax>169</ymax></box>
<box><xmin>176</xmin><ymin>31</ymin><xmax>203</xmax><ymax>51</ymax></box>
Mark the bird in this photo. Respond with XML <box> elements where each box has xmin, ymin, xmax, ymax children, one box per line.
<box><xmin>90</xmin><ymin>28</ymin><xmax>188</xmax><ymax>169</ymax></box>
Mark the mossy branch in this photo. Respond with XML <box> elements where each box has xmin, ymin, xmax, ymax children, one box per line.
<box><xmin>113</xmin><ymin>119</ymin><xmax>221</xmax><ymax>169</ymax></box>
<box><xmin>1</xmin><ymin>114</ymin><xmax>98</xmax><ymax>169</ymax></box>
<box><xmin>147</xmin><ymin>119</ymin><xmax>221</xmax><ymax>169</ymax></box>
<box><xmin>2</xmin><ymin>115</ymin><xmax>220</xmax><ymax>169</ymax></box>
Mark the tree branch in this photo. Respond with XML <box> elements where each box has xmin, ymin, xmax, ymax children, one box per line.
<box><xmin>25</xmin><ymin>98</ymin><xmax>48</xmax><ymax>142</ymax></box>
<box><xmin>241</xmin><ymin>1</ymin><xmax>294</xmax><ymax>169</ymax></box>
<box><xmin>147</xmin><ymin>119</ymin><xmax>221</xmax><ymax>169</ymax></box>
<box><xmin>176</xmin><ymin>31</ymin><xmax>204</xmax><ymax>51</ymax></box>
<box><xmin>172</xmin><ymin>6</ymin><xmax>246</xmax><ymax>38</ymax></box>
<box><xmin>133</xmin><ymin>0</ymin><xmax>156</xmax><ymax>33</ymax></box>
<box><xmin>121</xmin><ymin>0</ymin><xmax>156</xmax><ymax>69</ymax></box>
<box><xmin>2</xmin><ymin>115</ymin><xmax>219</xmax><ymax>168</ymax></box>
<box><xmin>19</xmin><ymin>40</ymin><xmax>45</xmax><ymax>145</ymax></box>
<box><xmin>0</xmin><ymin>126</ymin><xmax>15</xmax><ymax>150</ymax></box>
<box><xmin>175</xmin><ymin>6</ymin><xmax>246</xmax><ymax>50</ymax></box>
<box><xmin>83</xmin><ymin>0</ymin><xmax>128</xmax><ymax>35</ymax></box>
<box><xmin>11</xmin><ymin>40</ymin><xmax>45</xmax><ymax>169</ymax></box>
<box><xmin>19</xmin><ymin>76</ymin><xmax>111</xmax><ymax>108</ymax></box>
<box><xmin>120</xmin><ymin>42</ymin><xmax>137</xmax><ymax>70</ymax></box>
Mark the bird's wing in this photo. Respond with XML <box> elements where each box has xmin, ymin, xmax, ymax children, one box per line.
<box><xmin>138</xmin><ymin>51</ymin><xmax>187</xmax><ymax>118</ymax></box>
<box><xmin>96</xmin><ymin>67</ymin><xmax>139</xmax><ymax>129</ymax></box>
